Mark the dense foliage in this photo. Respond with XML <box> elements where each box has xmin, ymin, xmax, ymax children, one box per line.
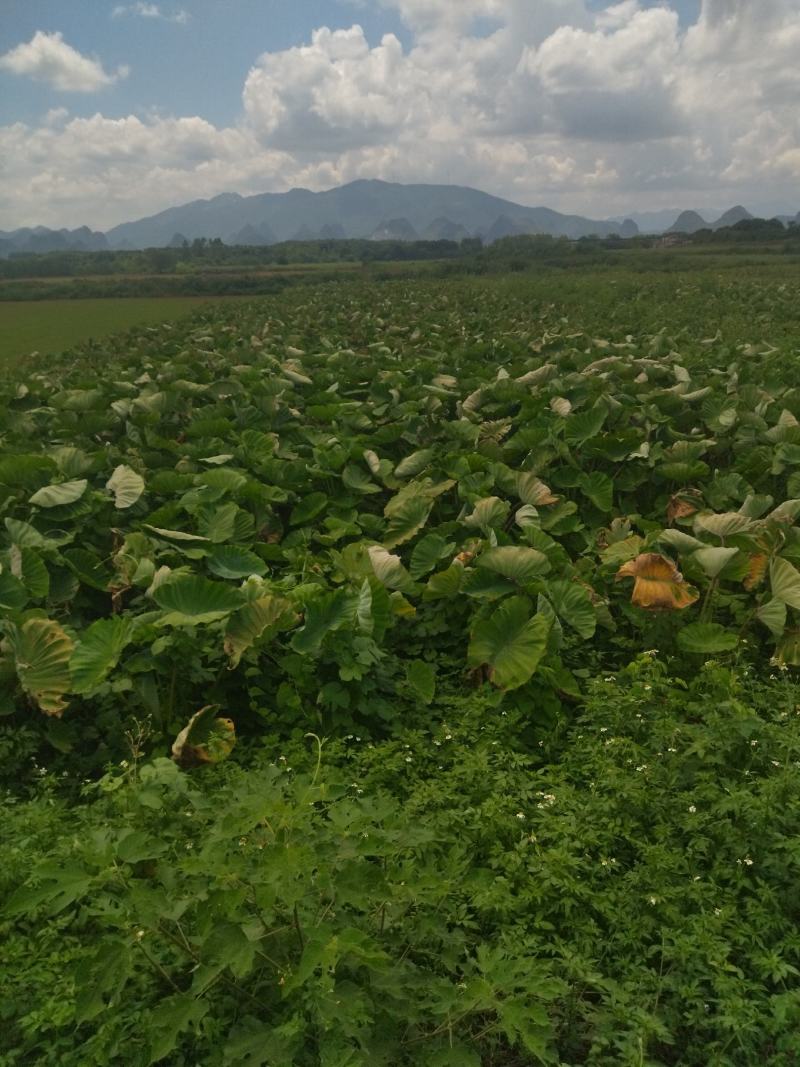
<box><xmin>5</xmin><ymin>660</ymin><xmax>800</xmax><ymax>1064</ymax></box>
<box><xmin>3</xmin><ymin>267</ymin><xmax>800</xmax><ymax>1064</ymax></box>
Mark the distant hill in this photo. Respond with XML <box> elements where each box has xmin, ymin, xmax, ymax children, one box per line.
<box><xmin>370</xmin><ymin>218</ymin><xmax>418</xmax><ymax>241</ymax></box>
<box><xmin>104</xmin><ymin>179</ymin><xmax>638</xmax><ymax>249</ymax></box>
<box><xmin>423</xmin><ymin>216</ymin><xmax>470</xmax><ymax>241</ymax></box>
<box><xmin>712</xmin><ymin>205</ymin><xmax>753</xmax><ymax>230</ymax></box>
<box><xmin>667</xmin><ymin>210</ymin><xmax>708</xmax><ymax>234</ymax></box>
<box><xmin>0</xmin><ymin>225</ymin><xmax>108</xmax><ymax>257</ymax></box>
<box><xmin>666</xmin><ymin>205</ymin><xmax>764</xmax><ymax>234</ymax></box>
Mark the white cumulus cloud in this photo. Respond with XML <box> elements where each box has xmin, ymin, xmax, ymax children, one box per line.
<box><xmin>1</xmin><ymin>0</ymin><xmax>799</xmax><ymax>228</ymax></box>
<box><xmin>0</xmin><ymin>31</ymin><xmax>128</xmax><ymax>92</ymax></box>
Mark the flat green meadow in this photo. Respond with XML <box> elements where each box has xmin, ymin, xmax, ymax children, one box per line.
<box><xmin>0</xmin><ymin>296</ymin><xmax>241</xmax><ymax>367</ymax></box>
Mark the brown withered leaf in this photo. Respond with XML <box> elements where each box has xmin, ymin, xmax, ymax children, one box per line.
<box><xmin>616</xmin><ymin>553</ymin><xmax>699</xmax><ymax>611</ymax></box>
<box><xmin>172</xmin><ymin>705</ymin><xmax>236</xmax><ymax>768</ymax></box>
<box><xmin>743</xmin><ymin>553</ymin><xmax>769</xmax><ymax>592</ymax></box>
<box><xmin>667</xmin><ymin>491</ymin><xmax>703</xmax><ymax>525</ymax></box>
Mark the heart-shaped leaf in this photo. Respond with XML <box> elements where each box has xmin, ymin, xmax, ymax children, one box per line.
<box><xmin>468</xmin><ymin>596</ymin><xmax>550</xmax><ymax>690</ymax></box>
<box><xmin>106</xmin><ymin>465</ymin><xmax>145</xmax><ymax>509</ymax></box>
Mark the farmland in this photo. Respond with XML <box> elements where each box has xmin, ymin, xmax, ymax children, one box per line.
<box><xmin>0</xmin><ymin>296</ymin><xmax>252</xmax><ymax>368</ymax></box>
<box><xmin>4</xmin><ymin>263</ymin><xmax>800</xmax><ymax>1065</ymax></box>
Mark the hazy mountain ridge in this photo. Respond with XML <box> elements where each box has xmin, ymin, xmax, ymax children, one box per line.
<box><xmin>2</xmin><ymin>181</ymin><xmax>798</xmax><ymax>255</ymax></box>
<box><xmin>0</xmin><ymin>225</ymin><xmax>108</xmax><ymax>256</ymax></box>
<box><xmin>102</xmin><ymin>179</ymin><xmax>640</xmax><ymax>248</ymax></box>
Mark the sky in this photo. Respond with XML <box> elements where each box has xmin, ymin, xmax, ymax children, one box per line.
<box><xmin>1</xmin><ymin>0</ymin><xmax>798</xmax><ymax>230</ymax></box>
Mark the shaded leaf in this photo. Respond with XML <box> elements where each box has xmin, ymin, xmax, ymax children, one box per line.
<box><xmin>677</xmin><ymin>623</ymin><xmax>738</xmax><ymax>654</ymax></box>
<box><xmin>70</xmin><ymin>617</ymin><xmax>133</xmax><ymax>694</ymax></box>
<box><xmin>406</xmin><ymin>660</ymin><xmax>436</xmax><ymax>704</ymax></box>
<box><xmin>153</xmin><ymin>575</ymin><xmax>245</xmax><ymax>626</ymax></box>
<box><xmin>467</xmin><ymin>596</ymin><xmax>550</xmax><ymax>690</ymax></box>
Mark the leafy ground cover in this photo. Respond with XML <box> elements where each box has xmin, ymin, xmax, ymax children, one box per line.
<box><xmin>3</xmin><ymin>266</ymin><xmax>800</xmax><ymax>1064</ymax></box>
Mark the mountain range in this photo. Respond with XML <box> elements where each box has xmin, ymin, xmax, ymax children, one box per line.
<box><xmin>1</xmin><ymin>180</ymin><xmax>798</xmax><ymax>256</ymax></box>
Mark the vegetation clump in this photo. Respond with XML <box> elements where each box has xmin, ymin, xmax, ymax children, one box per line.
<box><xmin>3</xmin><ymin>267</ymin><xmax>800</xmax><ymax>1063</ymax></box>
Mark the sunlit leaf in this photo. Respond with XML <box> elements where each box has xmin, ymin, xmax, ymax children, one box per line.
<box><xmin>225</xmin><ymin>595</ymin><xmax>296</xmax><ymax>667</ymax></box>
<box><xmin>770</xmin><ymin>557</ymin><xmax>800</xmax><ymax>610</ymax></box>
<box><xmin>9</xmin><ymin>618</ymin><xmax>74</xmax><ymax>716</ymax></box>
<box><xmin>463</xmin><ymin>496</ymin><xmax>510</xmax><ymax>531</ymax></box>
<box><xmin>368</xmin><ymin>546</ymin><xmax>417</xmax><ymax>594</ymax></box>
<box><xmin>516</xmin><ymin>474</ymin><xmax>558</xmax><ymax>507</ymax></box>
<box><xmin>757</xmin><ymin>599</ymin><xmax>787</xmax><ymax>638</ymax></box>
<box><xmin>695</xmin><ymin>512</ymin><xmax>754</xmax><ymax>539</ymax></box>
<box><xmin>692</xmin><ymin>546</ymin><xmax>739</xmax><ymax>579</ymax></box>
<box><xmin>106</xmin><ymin>465</ymin><xmax>145</xmax><ymax>509</ymax></box>
<box><xmin>29</xmin><ymin>479</ymin><xmax>88</xmax><ymax>508</ymax></box>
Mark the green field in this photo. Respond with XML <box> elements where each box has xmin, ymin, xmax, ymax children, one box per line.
<box><xmin>5</xmin><ymin>264</ymin><xmax>800</xmax><ymax>1064</ymax></box>
<box><xmin>0</xmin><ymin>297</ymin><xmax>236</xmax><ymax>366</ymax></box>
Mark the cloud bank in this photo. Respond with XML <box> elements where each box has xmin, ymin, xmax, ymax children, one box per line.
<box><xmin>0</xmin><ymin>31</ymin><xmax>128</xmax><ymax>93</ymax></box>
<box><xmin>1</xmin><ymin>0</ymin><xmax>799</xmax><ymax>228</ymax></box>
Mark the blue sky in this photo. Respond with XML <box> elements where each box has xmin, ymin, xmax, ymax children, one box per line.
<box><xmin>1</xmin><ymin>1</ymin><xmax>701</xmax><ymax>129</ymax></box>
<box><xmin>0</xmin><ymin>1</ymin><xmax>411</xmax><ymax>127</ymax></box>
<box><xmin>0</xmin><ymin>1</ymin><xmax>796</xmax><ymax>229</ymax></box>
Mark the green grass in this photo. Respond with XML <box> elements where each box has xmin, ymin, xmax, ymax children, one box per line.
<box><xmin>0</xmin><ymin>297</ymin><xmax>238</xmax><ymax>367</ymax></box>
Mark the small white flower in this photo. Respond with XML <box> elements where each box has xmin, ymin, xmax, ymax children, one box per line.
<box><xmin>771</xmin><ymin>760</ymin><xmax>781</xmax><ymax>767</ymax></box>
<box><xmin>405</xmin><ymin>756</ymin><xmax>412</xmax><ymax>763</ymax></box>
<box><xmin>668</xmin><ymin>747</ymin><xmax>677</xmax><ymax>753</ymax></box>
<box><xmin>135</xmin><ymin>929</ymin><xmax>145</xmax><ymax>940</ymax></box>
<box><xmin>515</xmin><ymin>811</ymin><xmax>525</xmax><ymax>820</ymax></box>
<box><xmin>600</xmin><ymin>727</ymin><xmax>608</xmax><ymax>733</ymax></box>
<box><xmin>744</xmin><ymin>857</ymin><xmax>754</xmax><ymax>866</ymax></box>
<box><xmin>750</xmin><ymin>740</ymin><xmax>758</xmax><ymax>747</ymax></box>
<box><xmin>714</xmin><ymin>908</ymin><xmax>722</xmax><ymax>916</ymax></box>
<box><xmin>643</xmin><ymin>685</ymin><xmax>652</xmax><ymax>692</ymax></box>
<box><xmin>648</xmin><ymin>895</ymin><xmax>658</xmax><ymax>905</ymax></box>
<box><xmin>688</xmin><ymin>805</ymin><xmax>697</xmax><ymax>813</ymax></box>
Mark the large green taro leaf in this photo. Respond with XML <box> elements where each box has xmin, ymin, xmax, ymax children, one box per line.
<box><xmin>467</xmin><ymin>596</ymin><xmax>550</xmax><ymax>690</ymax></box>
<box><xmin>153</xmin><ymin>575</ymin><xmax>246</xmax><ymax>626</ymax></box>
<box><xmin>10</xmin><ymin>618</ymin><xmax>74</xmax><ymax>716</ymax></box>
<box><xmin>70</xmin><ymin>617</ymin><xmax>133</xmax><ymax>693</ymax></box>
